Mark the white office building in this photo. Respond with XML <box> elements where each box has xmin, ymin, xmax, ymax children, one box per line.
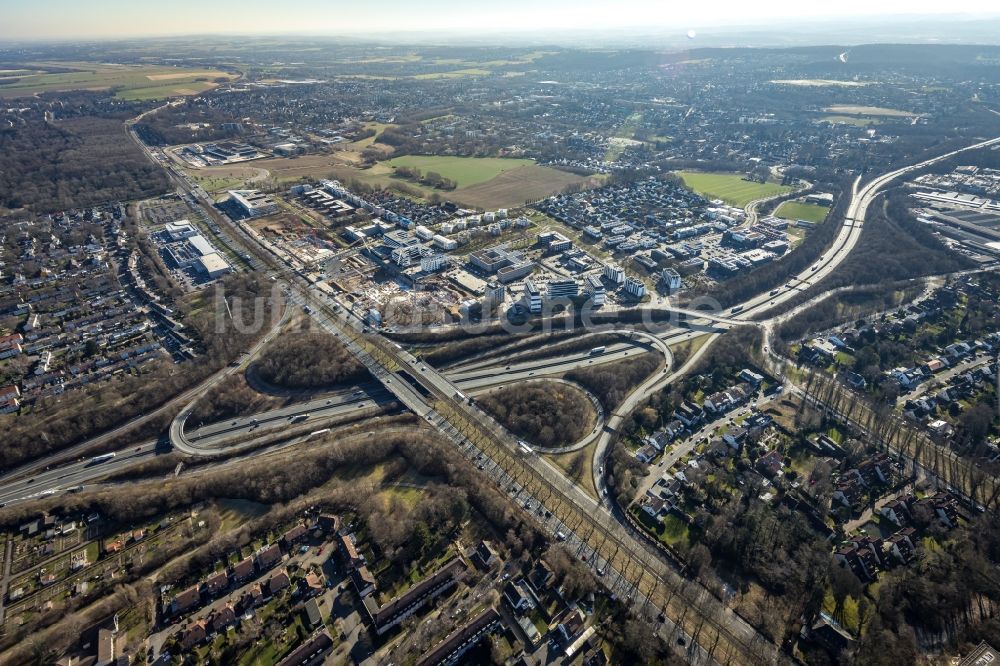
<box><xmin>522</xmin><ymin>279</ymin><xmax>542</xmax><ymax>314</ymax></box>
<box><xmin>165</xmin><ymin>220</ymin><xmax>197</xmax><ymax>241</ymax></box>
<box><xmin>661</xmin><ymin>268</ymin><xmax>682</xmax><ymax>291</ymax></box>
<box><xmin>623</xmin><ymin>276</ymin><xmax>647</xmax><ymax>298</ymax></box>
<box><xmin>483</xmin><ymin>281</ymin><xmax>506</xmax><ymax>308</ymax></box>
<box><xmin>228</xmin><ymin>189</ymin><xmax>279</xmax><ymax>218</ymax></box>
<box><xmin>585</xmin><ymin>274</ymin><xmax>606</xmax><ymax>306</ymax></box>
<box><xmin>420</xmin><ymin>254</ymin><xmax>449</xmax><ymax>273</ymax></box>
<box><xmin>603</xmin><ymin>264</ymin><xmax>625</xmax><ymax>285</ymax></box>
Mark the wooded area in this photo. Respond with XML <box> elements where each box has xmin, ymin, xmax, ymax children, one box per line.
<box><xmin>255</xmin><ymin>328</ymin><xmax>367</xmax><ymax>389</ymax></box>
<box><xmin>0</xmin><ymin>116</ymin><xmax>168</xmax><ymax>212</ymax></box>
<box><xmin>479</xmin><ymin>382</ymin><xmax>594</xmax><ymax>449</ymax></box>
<box><xmin>565</xmin><ymin>351</ymin><xmax>661</xmax><ymax>410</ymax></box>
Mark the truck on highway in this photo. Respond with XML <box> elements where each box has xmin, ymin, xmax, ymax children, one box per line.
<box><xmin>590</xmin><ymin>346</ymin><xmax>606</xmax><ymax>355</ymax></box>
<box><xmin>518</xmin><ymin>440</ymin><xmax>533</xmax><ymax>455</ymax></box>
<box><xmin>88</xmin><ymin>453</ymin><xmax>116</xmax><ymax>465</ymax></box>
<box><xmin>730</xmin><ymin>305</ymin><xmax>744</xmax><ymax>314</ymax></box>
<box><xmin>290</xmin><ymin>414</ymin><xmax>310</xmax><ymax>424</ymax></box>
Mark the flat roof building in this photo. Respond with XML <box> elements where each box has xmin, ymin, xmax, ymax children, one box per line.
<box><xmin>187</xmin><ymin>234</ymin><xmax>216</xmax><ymax>257</ymax></box>
<box><xmin>165</xmin><ymin>220</ymin><xmax>197</xmax><ymax>241</ymax></box>
<box><xmin>197</xmin><ymin>253</ymin><xmax>232</xmax><ymax>279</ymax></box>
<box><xmin>228</xmin><ymin>189</ymin><xmax>279</xmax><ymax>218</ymax></box>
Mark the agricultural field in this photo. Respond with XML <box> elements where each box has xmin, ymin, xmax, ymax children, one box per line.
<box><xmin>770</xmin><ymin>79</ymin><xmax>871</xmax><ymax>87</ymax></box>
<box><xmin>824</xmin><ymin>104</ymin><xmax>917</xmax><ymax>117</ymax></box>
<box><xmin>675</xmin><ymin>171</ymin><xmax>794</xmax><ymax>207</ymax></box>
<box><xmin>323</xmin><ymin>155</ymin><xmax>594</xmax><ymax>209</ymax></box>
<box><xmin>0</xmin><ymin>61</ymin><xmax>237</xmax><ymax>99</ymax></box>
<box><xmin>774</xmin><ymin>200</ymin><xmax>831</xmax><ymax>223</ymax></box>
<box><xmin>455</xmin><ymin>165</ymin><xmax>601</xmax><ymax>210</ymax></box>
<box><xmin>386</xmin><ymin>155</ymin><xmax>534</xmax><ymax>188</ymax></box>
<box><xmin>821</xmin><ymin>114</ymin><xmax>882</xmax><ymax>127</ymax></box>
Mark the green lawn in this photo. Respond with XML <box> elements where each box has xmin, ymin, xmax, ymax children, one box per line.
<box><xmin>775</xmin><ymin>200</ymin><xmax>830</xmax><ymax>223</ymax></box>
<box><xmin>676</xmin><ymin>171</ymin><xmax>794</xmax><ymax>207</ymax></box>
<box><xmin>386</xmin><ymin>155</ymin><xmax>534</xmax><ymax>188</ymax></box>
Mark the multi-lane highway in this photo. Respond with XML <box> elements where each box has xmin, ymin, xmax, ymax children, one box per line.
<box><xmin>7</xmin><ymin>108</ymin><xmax>999</xmax><ymax>664</ymax></box>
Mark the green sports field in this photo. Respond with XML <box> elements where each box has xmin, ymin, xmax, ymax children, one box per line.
<box><xmin>775</xmin><ymin>200</ymin><xmax>830</xmax><ymax>223</ymax></box>
<box><xmin>675</xmin><ymin>171</ymin><xmax>794</xmax><ymax>207</ymax></box>
<box><xmin>387</xmin><ymin>155</ymin><xmax>535</xmax><ymax>188</ymax></box>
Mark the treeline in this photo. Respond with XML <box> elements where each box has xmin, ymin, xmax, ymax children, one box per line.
<box><xmin>697</xmin><ymin>495</ymin><xmax>830</xmax><ymax>643</ymax></box>
<box><xmin>0</xmin><ymin>116</ymin><xmax>169</xmax><ymax>212</ymax></box>
<box><xmin>255</xmin><ymin>328</ymin><xmax>367</xmax><ymax>389</ymax></box>
<box><xmin>479</xmin><ymin>383</ymin><xmax>593</xmax><ymax>449</ymax></box>
<box><xmin>565</xmin><ymin>351</ymin><xmax>661</xmax><ymax>410</ymax></box>
<box><xmin>776</xmin><ymin>282</ymin><xmax>925</xmax><ymax>343</ymax></box>
<box><xmin>392</xmin><ymin>165</ymin><xmax>458</xmax><ymax>190</ymax></box>
<box><xmin>0</xmin><ymin>274</ymin><xmax>278</xmax><ymax>469</ymax></box>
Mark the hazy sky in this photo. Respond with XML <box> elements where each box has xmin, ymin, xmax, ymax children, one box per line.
<box><xmin>3</xmin><ymin>0</ymin><xmax>999</xmax><ymax>40</ymax></box>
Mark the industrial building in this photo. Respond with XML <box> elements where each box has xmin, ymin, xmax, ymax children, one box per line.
<box><xmin>164</xmin><ymin>220</ymin><xmax>197</xmax><ymax>241</ymax></box>
<box><xmin>197</xmin><ymin>253</ymin><xmax>232</xmax><ymax>279</ymax></box>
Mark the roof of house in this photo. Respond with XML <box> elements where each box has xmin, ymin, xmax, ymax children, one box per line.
<box><xmin>204</xmin><ymin>570</ymin><xmax>228</xmax><ymax>593</ymax></box>
<box><xmin>283</xmin><ymin>523</ymin><xmax>308</xmax><ymax>543</ymax></box>
<box><xmin>257</xmin><ymin>543</ymin><xmax>282</xmax><ymax>567</ymax></box>
<box><xmin>174</xmin><ymin>584</ymin><xmax>201</xmax><ymax>611</ymax></box>
<box><xmin>233</xmin><ymin>556</ymin><xmax>254</xmax><ymax>579</ymax></box>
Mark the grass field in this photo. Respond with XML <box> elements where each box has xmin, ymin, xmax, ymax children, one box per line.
<box><xmin>0</xmin><ymin>61</ymin><xmax>236</xmax><ymax>99</ymax></box>
<box><xmin>676</xmin><ymin>171</ymin><xmax>794</xmax><ymax>207</ymax></box>
<box><xmin>775</xmin><ymin>200</ymin><xmax>830</xmax><ymax>223</ymax></box>
<box><xmin>251</xmin><ymin>152</ymin><xmax>596</xmax><ymax>209</ymax></box>
<box><xmin>824</xmin><ymin>104</ymin><xmax>916</xmax><ymax>117</ymax></box>
<box><xmin>547</xmin><ymin>446</ymin><xmax>598</xmax><ymax>500</ymax></box>
<box><xmin>387</xmin><ymin>155</ymin><xmax>534</xmax><ymax>188</ymax></box>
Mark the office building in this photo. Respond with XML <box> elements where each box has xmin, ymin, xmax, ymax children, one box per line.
<box><xmin>522</xmin><ymin>279</ymin><xmax>542</xmax><ymax>314</ymax></box>
<box><xmin>603</xmin><ymin>264</ymin><xmax>625</xmax><ymax>285</ymax></box>
<box><xmin>547</xmin><ymin>279</ymin><xmax>579</xmax><ymax>300</ymax></box>
<box><xmin>661</xmin><ymin>268</ymin><xmax>682</xmax><ymax>291</ymax></box>
<box><xmin>227</xmin><ymin>189</ymin><xmax>279</xmax><ymax>218</ymax></box>
<box><xmin>623</xmin><ymin>276</ymin><xmax>647</xmax><ymax>298</ymax></box>
<box><xmin>585</xmin><ymin>274</ymin><xmax>606</xmax><ymax>306</ymax></box>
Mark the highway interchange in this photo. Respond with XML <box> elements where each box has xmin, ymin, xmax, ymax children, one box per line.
<box><xmin>3</xmin><ymin>115</ymin><xmax>999</xmax><ymax>663</ymax></box>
